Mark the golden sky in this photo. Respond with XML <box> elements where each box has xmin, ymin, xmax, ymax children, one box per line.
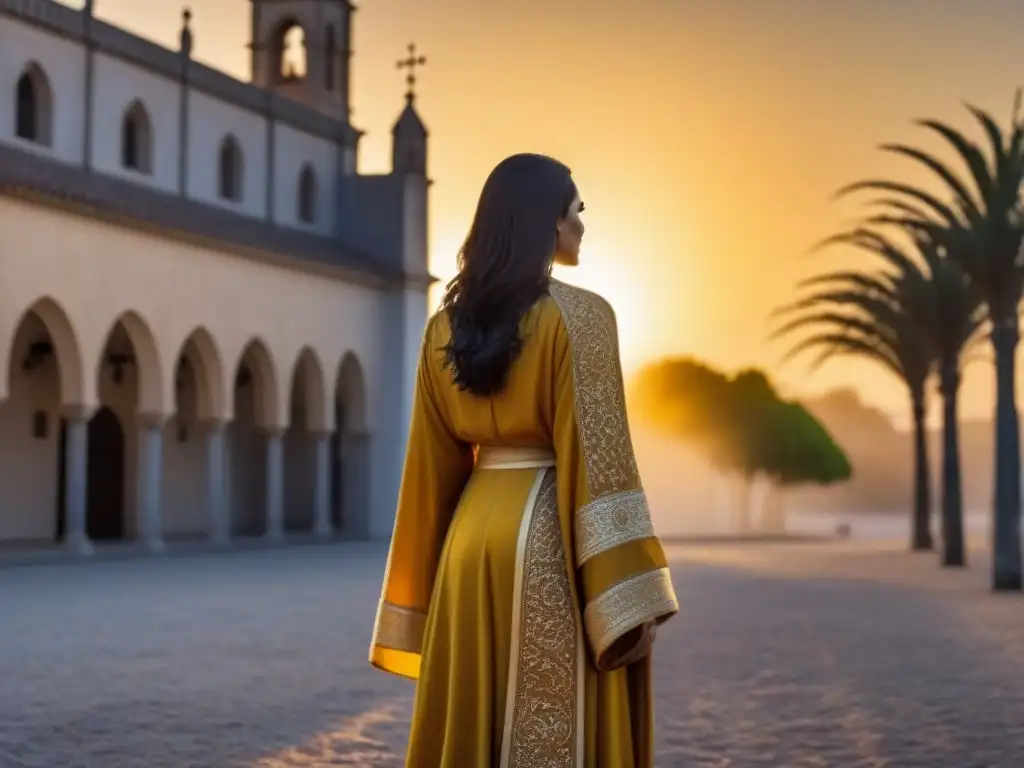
<box><xmin>83</xmin><ymin>0</ymin><xmax>1024</xmax><ymax>428</ymax></box>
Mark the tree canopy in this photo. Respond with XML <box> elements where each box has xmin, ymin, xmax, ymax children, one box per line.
<box><xmin>630</xmin><ymin>358</ymin><xmax>852</xmax><ymax>488</ymax></box>
<box><xmin>763</xmin><ymin>401</ymin><xmax>852</xmax><ymax>487</ymax></box>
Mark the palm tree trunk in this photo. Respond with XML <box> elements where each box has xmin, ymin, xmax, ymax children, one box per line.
<box><xmin>991</xmin><ymin>321</ymin><xmax>1022</xmax><ymax>591</ymax></box>
<box><xmin>939</xmin><ymin>366</ymin><xmax>965</xmax><ymax>567</ymax></box>
<box><xmin>910</xmin><ymin>395</ymin><xmax>933</xmax><ymax>551</ymax></box>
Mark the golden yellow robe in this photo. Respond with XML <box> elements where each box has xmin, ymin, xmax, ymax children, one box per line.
<box><xmin>369</xmin><ymin>279</ymin><xmax>679</xmax><ymax>767</ymax></box>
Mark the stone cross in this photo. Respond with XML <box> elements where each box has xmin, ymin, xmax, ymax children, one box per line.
<box><xmin>396</xmin><ymin>43</ymin><xmax>427</xmax><ymax>102</ymax></box>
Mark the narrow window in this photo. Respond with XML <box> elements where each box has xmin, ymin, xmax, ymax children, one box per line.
<box><xmin>218</xmin><ymin>136</ymin><xmax>244</xmax><ymax>201</ymax></box>
<box><xmin>121</xmin><ymin>101</ymin><xmax>153</xmax><ymax>174</ymax></box>
<box><xmin>298</xmin><ymin>164</ymin><xmax>316</xmax><ymax>223</ymax></box>
<box><xmin>14</xmin><ymin>64</ymin><xmax>53</xmax><ymax>146</ymax></box>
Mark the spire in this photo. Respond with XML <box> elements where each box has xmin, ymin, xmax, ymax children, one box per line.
<box><xmin>392</xmin><ymin>42</ymin><xmax>428</xmax><ymax>175</ymax></box>
<box><xmin>179</xmin><ymin>7</ymin><xmax>193</xmax><ymax>58</ymax></box>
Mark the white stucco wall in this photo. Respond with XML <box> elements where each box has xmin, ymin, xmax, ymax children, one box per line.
<box><xmin>0</xmin><ymin>337</ymin><xmax>62</xmax><ymax>541</ymax></box>
<box><xmin>0</xmin><ymin>197</ymin><xmax>399</xmax><ymax>545</ymax></box>
<box><xmin>186</xmin><ymin>91</ymin><xmax>270</xmax><ymax>217</ymax></box>
<box><xmin>0</xmin><ymin>16</ymin><xmax>87</xmax><ymax>164</ymax></box>
<box><xmin>90</xmin><ymin>52</ymin><xmax>181</xmax><ymax>193</ymax></box>
<box><xmin>272</xmin><ymin>122</ymin><xmax>339</xmax><ymax>234</ymax></box>
<box><xmin>0</xmin><ymin>196</ymin><xmax>382</xmax><ymax>421</ymax></box>
<box><xmin>0</xmin><ymin>14</ymin><xmax>352</xmax><ymax>233</ymax></box>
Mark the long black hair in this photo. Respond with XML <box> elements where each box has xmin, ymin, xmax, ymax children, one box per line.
<box><xmin>439</xmin><ymin>153</ymin><xmax>577</xmax><ymax>396</ymax></box>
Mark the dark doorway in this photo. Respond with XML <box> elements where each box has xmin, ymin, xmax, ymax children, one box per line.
<box><xmin>55</xmin><ymin>418</ymin><xmax>67</xmax><ymax>541</ymax></box>
<box><xmin>86</xmin><ymin>407</ymin><xmax>125</xmax><ymax>541</ymax></box>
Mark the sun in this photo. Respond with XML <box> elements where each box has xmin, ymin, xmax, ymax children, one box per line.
<box><xmin>554</xmin><ymin>250</ymin><xmax>646</xmax><ymax>374</ymax></box>
<box><xmin>429</xmin><ymin>226</ymin><xmax>655</xmax><ymax>377</ymax></box>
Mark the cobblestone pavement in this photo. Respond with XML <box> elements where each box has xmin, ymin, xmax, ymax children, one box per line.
<box><xmin>2</xmin><ymin>540</ymin><xmax>1022</xmax><ymax>767</ymax></box>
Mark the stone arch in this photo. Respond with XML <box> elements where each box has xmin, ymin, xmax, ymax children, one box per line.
<box><xmin>96</xmin><ymin>311</ymin><xmax>165</xmax><ymax>417</ymax></box>
<box><xmin>297</xmin><ymin>163</ymin><xmax>317</xmax><ymax>224</ymax></box>
<box><xmin>4</xmin><ymin>297</ymin><xmax>85</xmax><ymax>406</ymax></box>
<box><xmin>334</xmin><ymin>351</ymin><xmax>367</xmax><ymax>434</ymax></box>
<box><xmin>173</xmin><ymin>327</ymin><xmax>226</xmax><ymax>423</ymax></box>
<box><xmin>273</xmin><ymin>18</ymin><xmax>307</xmax><ymax>81</ymax></box>
<box><xmin>14</xmin><ymin>61</ymin><xmax>53</xmax><ymax>146</ymax></box>
<box><xmin>282</xmin><ymin>347</ymin><xmax>327</xmax><ymax>533</ymax></box>
<box><xmin>330</xmin><ymin>351</ymin><xmax>369</xmax><ymax>536</ymax></box>
<box><xmin>288</xmin><ymin>346</ymin><xmax>327</xmax><ymax>431</ymax></box>
<box><xmin>0</xmin><ymin>298</ymin><xmax>87</xmax><ymax>545</ymax></box>
<box><xmin>218</xmin><ymin>134</ymin><xmax>244</xmax><ymax>202</ymax></box>
<box><xmin>121</xmin><ymin>99</ymin><xmax>153</xmax><ymax>174</ymax></box>
<box><xmin>233</xmin><ymin>338</ymin><xmax>280</xmax><ymax>429</ymax></box>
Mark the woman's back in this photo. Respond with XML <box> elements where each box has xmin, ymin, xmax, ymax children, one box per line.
<box><xmin>424</xmin><ymin>291</ymin><xmax>567</xmax><ymax>451</ymax></box>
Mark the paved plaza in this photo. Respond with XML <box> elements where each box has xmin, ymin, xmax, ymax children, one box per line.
<box><xmin>2</xmin><ymin>539</ymin><xmax>1023</xmax><ymax>767</ymax></box>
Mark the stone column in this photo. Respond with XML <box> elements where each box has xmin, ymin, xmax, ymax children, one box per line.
<box><xmin>264</xmin><ymin>426</ymin><xmax>285</xmax><ymax>541</ymax></box>
<box><xmin>312</xmin><ymin>430</ymin><xmax>332</xmax><ymax>538</ymax></box>
<box><xmin>62</xmin><ymin>405</ymin><xmax>93</xmax><ymax>556</ymax></box>
<box><xmin>203</xmin><ymin>419</ymin><xmax>229</xmax><ymax>545</ymax></box>
<box><xmin>136</xmin><ymin>412</ymin><xmax>167</xmax><ymax>553</ymax></box>
<box><xmin>341</xmin><ymin>430</ymin><xmax>370</xmax><ymax>539</ymax></box>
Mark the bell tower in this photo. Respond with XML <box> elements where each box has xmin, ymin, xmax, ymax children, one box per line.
<box><xmin>392</xmin><ymin>43</ymin><xmax>428</xmax><ymax>176</ymax></box>
<box><xmin>249</xmin><ymin>0</ymin><xmax>353</xmax><ymax>121</ymax></box>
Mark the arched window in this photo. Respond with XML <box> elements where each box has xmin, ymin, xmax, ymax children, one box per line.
<box><xmin>218</xmin><ymin>136</ymin><xmax>243</xmax><ymax>202</ymax></box>
<box><xmin>274</xmin><ymin>20</ymin><xmax>307</xmax><ymax>82</ymax></box>
<box><xmin>121</xmin><ymin>100</ymin><xmax>153</xmax><ymax>174</ymax></box>
<box><xmin>298</xmin><ymin>164</ymin><xmax>317</xmax><ymax>223</ymax></box>
<box><xmin>14</xmin><ymin>63</ymin><xmax>53</xmax><ymax>146</ymax></box>
<box><xmin>324</xmin><ymin>25</ymin><xmax>336</xmax><ymax>91</ymax></box>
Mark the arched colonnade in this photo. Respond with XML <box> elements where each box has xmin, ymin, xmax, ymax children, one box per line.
<box><xmin>0</xmin><ymin>296</ymin><xmax>370</xmax><ymax>553</ymax></box>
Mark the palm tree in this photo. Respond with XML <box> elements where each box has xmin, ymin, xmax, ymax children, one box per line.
<box><xmin>771</xmin><ymin>261</ymin><xmax>936</xmax><ymax>551</ymax></box>
<box><xmin>839</xmin><ymin>97</ymin><xmax>1024</xmax><ymax>590</ymax></box>
<box><xmin>821</xmin><ymin>229</ymin><xmax>986</xmax><ymax>566</ymax></box>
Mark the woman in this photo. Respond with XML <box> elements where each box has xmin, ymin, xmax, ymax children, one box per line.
<box><xmin>369</xmin><ymin>153</ymin><xmax>678</xmax><ymax>767</ymax></box>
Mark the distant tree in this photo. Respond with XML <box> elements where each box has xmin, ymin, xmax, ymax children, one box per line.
<box><xmin>767</xmin><ymin>401</ymin><xmax>853</xmax><ymax>486</ymax></box>
<box><xmin>629</xmin><ymin>357</ymin><xmax>732</xmax><ymax>450</ymax></box>
<box><xmin>758</xmin><ymin>402</ymin><xmax>852</xmax><ymax>532</ymax></box>
<box><xmin>715</xmin><ymin>370</ymin><xmax>779</xmax><ymax>530</ymax></box>
<box><xmin>722</xmin><ymin>378</ymin><xmax>852</xmax><ymax>531</ymax></box>
<box><xmin>630</xmin><ymin>360</ymin><xmax>853</xmax><ymax>532</ymax></box>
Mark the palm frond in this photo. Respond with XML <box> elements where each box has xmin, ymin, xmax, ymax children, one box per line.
<box><xmin>879</xmin><ymin>142</ymin><xmax>982</xmax><ymax>224</ymax></box>
<box><xmin>836</xmin><ymin>179</ymin><xmax>962</xmax><ymax>227</ymax></box>
<box><xmin>918</xmin><ymin>116</ymin><xmax>993</xmax><ymax>212</ymax></box>
<box><xmin>781</xmin><ymin>330</ymin><xmax>908</xmax><ymax>382</ymax></box>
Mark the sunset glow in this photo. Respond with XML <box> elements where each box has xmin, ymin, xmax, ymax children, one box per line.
<box><xmin>86</xmin><ymin>0</ymin><xmax>1024</xmax><ymax>426</ymax></box>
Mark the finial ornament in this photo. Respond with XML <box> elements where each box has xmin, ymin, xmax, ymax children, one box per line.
<box><xmin>180</xmin><ymin>6</ymin><xmax>194</xmax><ymax>56</ymax></box>
<box><xmin>396</xmin><ymin>42</ymin><xmax>426</xmax><ymax>103</ymax></box>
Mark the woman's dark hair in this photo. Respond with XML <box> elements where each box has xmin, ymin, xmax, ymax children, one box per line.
<box><xmin>439</xmin><ymin>153</ymin><xmax>577</xmax><ymax>396</ymax></box>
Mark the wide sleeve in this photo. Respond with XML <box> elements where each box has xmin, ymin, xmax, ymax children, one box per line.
<box><xmin>368</xmin><ymin>324</ymin><xmax>474</xmax><ymax>680</ymax></box>
<box><xmin>549</xmin><ymin>282</ymin><xmax>679</xmax><ymax>672</ymax></box>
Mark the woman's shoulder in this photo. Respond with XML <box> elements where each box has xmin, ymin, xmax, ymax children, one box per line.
<box><xmin>426</xmin><ymin>306</ymin><xmax>451</xmax><ymax>338</ymax></box>
<box><xmin>420</xmin><ymin>310</ymin><xmax>452</xmax><ymax>375</ymax></box>
<box><xmin>424</xmin><ymin>280</ymin><xmax>619</xmax><ymax>355</ymax></box>
<box><xmin>544</xmin><ymin>278</ymin><xmax>619</xmax><ymax>335</ymax></box>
